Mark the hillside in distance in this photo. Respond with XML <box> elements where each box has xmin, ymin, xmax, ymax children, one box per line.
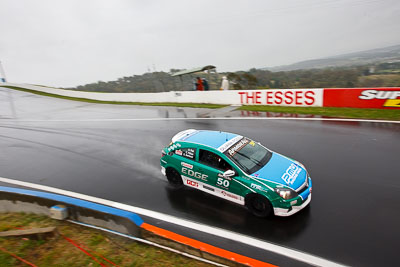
<box><xmin>72</xmin><ymin>44</ymin><xmax>400</xmax><ymax>93</ymax></box>
<box><xmin>265</xmin><ymin>44</ymin><xmax>400</xmax><ymax>72</ymax></box>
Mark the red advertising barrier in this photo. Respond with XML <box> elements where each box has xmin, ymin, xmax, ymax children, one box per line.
<box><xmin>323</xmin><ymin>88</ymin><xmax>400</xmax><ymax>109</ymax></box>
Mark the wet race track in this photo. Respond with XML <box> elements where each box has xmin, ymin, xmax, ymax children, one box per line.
<box><xmin>1</xmin><ymin>87</ymin><xmax>399</xmax><ymax>266</ymax></box>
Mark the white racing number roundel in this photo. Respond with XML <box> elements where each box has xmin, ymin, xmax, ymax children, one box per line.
<box><xmin>217</xmin><ymin>177</ymin><xmax>230</xmax><ymax>188</ymax></box>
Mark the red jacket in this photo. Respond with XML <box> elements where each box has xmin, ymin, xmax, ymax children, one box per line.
<box><xmin>197</xmin><ymin>78</ymin><xmax>204</xmax><ymax>91</ymax></box>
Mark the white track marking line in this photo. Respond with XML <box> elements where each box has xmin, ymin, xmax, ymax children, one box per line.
<box><xmin>1</xmin><ymin>117</ymin><xmax>399</xmax><ymax>124</ymax></box>
<box><xmin>0</xmin><ymin>176</ymin><xmax>346</xmax><ymax>267</ymax></box>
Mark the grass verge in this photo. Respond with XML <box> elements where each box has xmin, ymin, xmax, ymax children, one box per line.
<box><xmin>239</xmin><ymin>105</ymin><xmax>399</xmax><ymax>121</ymax></box>
<box><xmin>0</xmin><ymin>213</ymin><xmax>211</xmax><ymax>267</ymax></box>
<box><xmin>2</xmin><ymin>86</ymin><xmax>227</xmax><ymax>109</ymax></box>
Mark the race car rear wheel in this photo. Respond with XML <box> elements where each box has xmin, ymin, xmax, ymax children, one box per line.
<box><xmin>166</xmin><ymin>168</ymin><xmax>183</xmax><ymax>187</ymax></box>
<box><xmin>246</xmin><ymin>194</ymin><xmax>272</xmax><ymax>218</ymax></box>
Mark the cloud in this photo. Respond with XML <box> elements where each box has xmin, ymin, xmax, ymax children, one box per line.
<box><xmin>1</xmin><ymin>0</ymin><xmax>399</xmax><ymax>87</ymax></box>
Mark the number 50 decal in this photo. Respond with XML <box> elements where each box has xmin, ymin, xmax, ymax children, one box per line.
<box><xmin>217</xmin><ymin>177</ymin><xmax>230</xmax><ymax>188</ymax></box>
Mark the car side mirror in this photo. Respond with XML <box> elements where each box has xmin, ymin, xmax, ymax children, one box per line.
<box><xmin>223</xmin><ymin>170</ymin><xmax>235</xmax><ymax>178</ymax></box>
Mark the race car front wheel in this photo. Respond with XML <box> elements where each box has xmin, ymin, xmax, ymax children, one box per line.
<box><xmin>166</xmin><ymin>168</ymin><xmax>183</xmax><ymax>187</ymax></box>
<box><xmin>246</xmin><ymin>194</ymin><xmax>272</xmax><ymax>218</ymax></box>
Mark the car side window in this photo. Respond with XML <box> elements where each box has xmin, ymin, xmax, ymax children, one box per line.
<box><xmin>199</xmin><ymin>149</ymin><xmax>232</xmax><ymax>171</ymax></box>
<box><xmin>174</xmin><ymin>148</ymin><xmax>196</xmax><ymax>160</ymax></box>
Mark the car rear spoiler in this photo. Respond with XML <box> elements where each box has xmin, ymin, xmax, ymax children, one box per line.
<box><xmin>172</xmin><ymin>129</ymin><xmax>198</xmax><ymax>143</ymax></box>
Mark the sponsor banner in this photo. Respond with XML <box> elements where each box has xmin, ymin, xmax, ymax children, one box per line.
<box><xmin>237</xmin><ymin>89</ymin><xmax>323</xmax><ymax>107</ymax></box>
<box><xmin>323</xmin><ymin>88</ymin><xmax>400</xmax><ymax>109</ymax></box>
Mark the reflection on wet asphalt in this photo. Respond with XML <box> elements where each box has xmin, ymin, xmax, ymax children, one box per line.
<box><xmin>1</xmin><ymin>87</ymin><xmax>399</xmax><ymax>266</ymax></box>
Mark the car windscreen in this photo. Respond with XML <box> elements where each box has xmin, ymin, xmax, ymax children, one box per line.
<box><xmin>224</xmin><ymin>138</ymin><xmax>272</xmax><ymax>174</ymax></box>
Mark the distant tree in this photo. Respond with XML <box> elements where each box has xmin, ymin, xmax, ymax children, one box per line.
<box><xmin>226</xmin><ymin>73</ymin><xmax>242</xmax><ymax>89</ymax></box>
<box><xmin>242</xmin><ymin>73</ymin><xmax>258</xmax><ymax>89</ymax></box>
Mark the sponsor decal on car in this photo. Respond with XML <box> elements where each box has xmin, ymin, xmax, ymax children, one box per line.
<box><xmin>227</xmin><ymin>138</ymin><xmax>249</xmax><ymax>156</ymax></box>
<box><xmin>251</xmin><ymin>183</ymin><xmax>262</xmax><ymax>190</ymax></box>
<box><xmin>182</xmin><ymin>167</ymin><xmax>208</xmax><ymax>182</ymax></box>
<box><xmin>217</xmin><ymin>135</ymin><xmax>243</xmax><ymax>152</ymax></box>
<box><xmin>167</xmin><ymin>143</ymin><xmax>181</xmax><ymax>151</ymax></box>
<box><xmin>221</xmin><ymin>190</ymin><xmax>239</xmax><ymax>200</ymax></box>
<box><xmin>181</xmin><ymin>162</ymin><xmax>193</xmax><ymax>169</ymax></box>
<box><xmin>175</xmin><ymin>148</ymin><xmax>196</xmax><ymax>159</ymax></box>
<box><xmin>202</xmin><ymin>185</ymin><xmax>215</xmax><ymax>192</ymax></box>
<box><xmin>281</xmin><ymin>163</ymin><xmax>301</xmax><ymax>185</ymax></box>
<box><xmin>217</xmin><ymin>173</ymin><xmax>232</xmax><ymax>180</ymax></box>
<box><xmin>186</xmin><ymin>179</ymin><xmax>199</xmax><ymax>188</ymax></box>
<box><xmin>183</xmin><ymin>148</ymin><xmax>196</xmax><ymax>159</ymax></box>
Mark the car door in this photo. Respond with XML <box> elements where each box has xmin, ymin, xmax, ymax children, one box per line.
<box><xmin>195</xmin><ymin>149</ymin><xmax>243</xmax><ymax>202</ymax></box>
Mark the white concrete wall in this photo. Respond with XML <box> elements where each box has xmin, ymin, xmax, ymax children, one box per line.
<box><xmin>2</xmin><ymin>83</ymin><xmax>324</xmax><ymax>106</ymax></box>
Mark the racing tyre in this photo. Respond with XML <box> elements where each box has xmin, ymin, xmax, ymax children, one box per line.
<box><xmin>166</xmin><ymin>168</ymin><xmax>183</xmax><ymax>188</ymax></box>
<box><xmin>246</xmin><ymin>194</ymin><xmax>272</xmax><ymax>218</ymax></box>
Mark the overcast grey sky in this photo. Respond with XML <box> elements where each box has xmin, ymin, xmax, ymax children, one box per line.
<box><xmin>1</xmin><ymin>0</ymin><xmax>399</xmax><ymax>87</ymax></box>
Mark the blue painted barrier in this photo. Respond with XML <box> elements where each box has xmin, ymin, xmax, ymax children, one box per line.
<box><xmin>0</xmin><ymin>186</ymin><xmax>144</xmax><ymax>226</ymax></box>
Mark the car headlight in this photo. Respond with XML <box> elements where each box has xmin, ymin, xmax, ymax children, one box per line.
<box><xmin>274</xmin><ymin>187</ymin><xmax>298</xmax><ymax>200</ymax></box>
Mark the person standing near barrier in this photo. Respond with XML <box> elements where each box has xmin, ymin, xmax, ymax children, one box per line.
<box><xmin>196</xmin><ymin>77</ymin><xmax>204</xmax><ymax>91</ymax></box>
<box><xmin>220</xmin><ymin>76</ymin><xmax>229</xmax><ymax>90</ymax></box>
<box><xmin>192</xmin><ymin>78</ymin><xmax>197</xmax><ymax>90</ymax></box>
<box><xmin>202</xmin><ymin>78</ymin><xmax>209</xmax><ymax>91</ymax></box>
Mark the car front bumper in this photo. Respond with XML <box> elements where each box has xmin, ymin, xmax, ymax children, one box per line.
<box><xmin>273</xmin><ymin>193</ymin><xmax>312</xmax><ymax>217</ymax></box>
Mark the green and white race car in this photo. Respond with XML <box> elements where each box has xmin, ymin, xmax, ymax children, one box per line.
<box><xmin>160</xmin><ymin>129</ymin><xmax>312</xmax><ymax>217</ymax></box>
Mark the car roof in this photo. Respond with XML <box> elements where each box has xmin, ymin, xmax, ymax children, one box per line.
<box><xmin>176</xmin><ymin>130</ymin><xmax>242</xmax><ymax>151</ymax></box>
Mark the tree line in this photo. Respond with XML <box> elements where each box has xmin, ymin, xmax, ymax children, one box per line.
<box><xmin>71</xmin><ymin>62</ymin><xmax>400</xmax><ymax>92</ymax></box>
